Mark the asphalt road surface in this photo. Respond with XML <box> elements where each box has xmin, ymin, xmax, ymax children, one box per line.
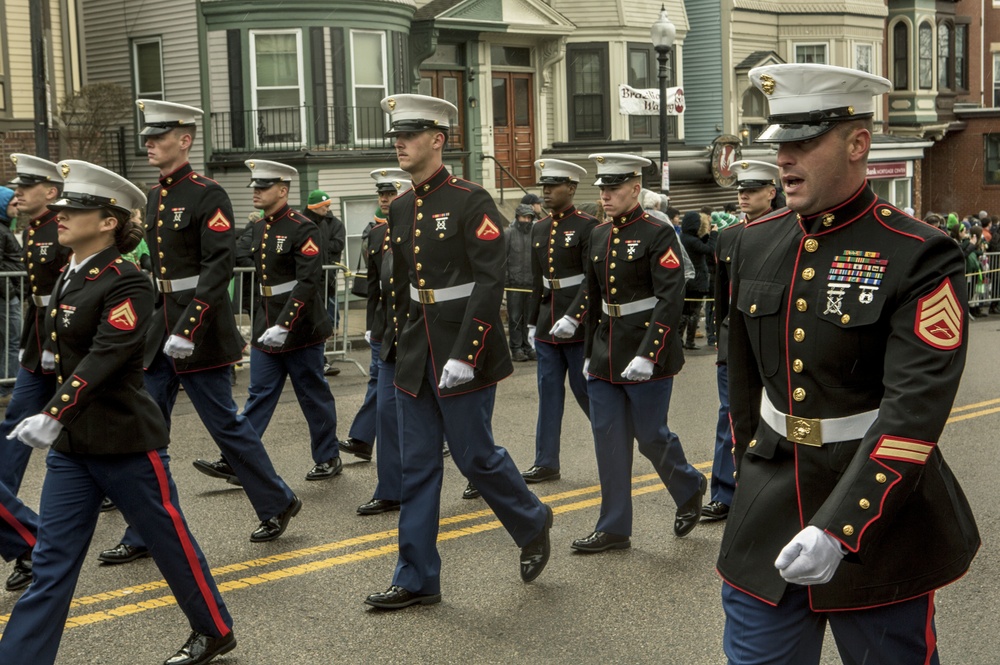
<box><xmin>2</xmin><ymin>321</ymin><xmax>999</xmax><ymax>664</ymax></box>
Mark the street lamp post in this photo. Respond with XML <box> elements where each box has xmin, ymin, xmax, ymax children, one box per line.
<box><xmin>651</xmin><ymin>4</ymin><xmax>675</xmax><ymax>195</ymax></box>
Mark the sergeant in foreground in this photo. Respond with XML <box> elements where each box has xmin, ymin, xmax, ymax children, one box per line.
<box><xmin>703</xmin><ymin>160</ymin><xmax>779</xmax><ymax>523</ymax></box>
<box><xmin>101</xmin><ymin>100</ymin><xmax>300</xmax><ymax>567</ymax></box>
<box><xmin>719</xmin><ymin>64</ymin><xmax>980</xmax><ymax>664</ymax></box>
<box><xmin>574</xmin><ymin>154</ymin><xmax>705</xmax><ymax>554</ymax></box>
<box><xmin>0</xmin><ymin>155</ymin><xmax>71</xmax><ymax>495</ymax></box>
<box><xmin>354</xmin><ymin>168</ymin><xmax>410</xmax><ymax>515</ymax></box>
<box><xmin>238</xmin><ymin>160</ymin><xmax>341</xmax><ymax>480</ymax></box>
<box><xmin>365</xmin><ymin>94</ymin><xmax>552</xmax><ymax>609</ymax></box>
<box><xmin>521</xmin><ymin>158</ymin><xmax>597</xmax><ymax>484</ymax></box>
<box><xmin>0</xmin><ymin>161</ymin><xmax>234</xmax><ymax>665</ymax></box>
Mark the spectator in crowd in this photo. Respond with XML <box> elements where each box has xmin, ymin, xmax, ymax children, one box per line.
<box><xmin>521</xmin><ymin>192</ymin><xmax>544</xmax><ymax>219</ymax></box>
<box><xmin>303</xmin><ymin>190</ymin><xmax>345</xmax><ymax>328</ymax></box>
<box><xmin>677</xmin><ymin>210</ymin><xmax>717</xmax><ymax>350</ymax></box>
<box><xmin>924</xmin><ymin>212</ymin><xmax>945</xmax><ymax>231</ymax></box>
<box><xmin>666</xmin><ymin>206</ymin><xmax>682</xmax><ymax>230</ymax></box>
<box><xmin>505</xmin><ymin>204</ymin><xmax>536</xmax><ymax>362</ymax></box>
<box><xmin>967</xmin><ymin>225</ymin><xmax>986</xmax><ymax>317</ymax></box>
<box><xmin>0</xmin><ymin>187</ymin><xmax>20</xmax><ymax>405</ymax></box>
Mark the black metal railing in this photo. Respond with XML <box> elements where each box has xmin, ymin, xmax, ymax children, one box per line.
<box><xmin>481</xmin><ymin>154</ymin><xmax>530</xmax><ymax>204</ymax></box>
<box><xmin>210</xmin><ymin>105</ymin><xmax>394</xmax><ymax>154</ymax></box>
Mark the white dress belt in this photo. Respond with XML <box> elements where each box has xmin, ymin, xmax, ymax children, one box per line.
<box><xmin>31</xmin><ymin>295</ymin><xmax>51</xmax><ymax>307</ymax></box>
<box><xmin>760</xmin><ymin>393</ymin><xmax>879</xmax><ymax>447</ymax></box>
<box><xmin>602</xmin><ymin>296</ymin><xmax>658</xmax><ymax>318</ymax></box>
<box><xmin>259</xmin><ymin>280</ymin><xmax>298</xmax><ymax>297</ymax></box>
<box><xmin>156</xmin><ymin>275</ymin><xmax>200</xmax><ymax>294</ymax></box>
<box><xmin>543</xmin><ymin>274</ymin><xmax>584</xmax><ymax>290</ymax></box>
<box><xmin>410</xmin><ymin>282</ymin><xmax>475</xmax><ymax>305</ymax></box>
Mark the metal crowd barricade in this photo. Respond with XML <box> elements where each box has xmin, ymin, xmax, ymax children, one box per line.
<box><xmin>0</xmin><ymin>270</ymin><xmax>26</xmax><ymax>391</ymax></box>
<box><xmin>968</xmin><ymin>251</ymin><xmax>1000</xmax><ymax>312</ymax></box>
<box><xmin>231</xmin><ymin>264</ymin><xmax>365</xmax><ymax>374</ymax></box>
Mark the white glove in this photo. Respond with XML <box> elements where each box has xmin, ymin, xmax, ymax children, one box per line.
<box><xmin>364</xmin><ymin>330</ymin><xmax>372</xmax><ymax>344</ymax></box>
<box><xmin>163</xmin><ymin>335</ymin><xmax>195</xmax><ymax>359</ymax></box>
<box><xmin>257</xmin><ymin>325</ymin><xmax>289</xmax><ymax>348</ymax></box>
<box><xmin>438</xmin><ymin>359</ymin><xmax>475</xmax><ymax>389</ymax></box>
<box><xmin>18</xmin><ymin>349</ymin><xmax>24</xmax><ymax>363</ymax></box>
<box><xmin>8</xmin><ymin>414</ymin><xmax>63</xmax><ymax>450</ymax></box>
<box><xmin>621</xmin><ymin>356</ymin><xmax>654</xmax><ymax>382</ymax></box>
<box><xmin>527</xmin><ymin>326</ymin><xmax>536</xmax><ymax>349</ymax></box>
<box><xmin>41</xmin><ymin>350</ymin><xmax>56</xmax><ymax>371</ymax></box>
<box><xmin>583</xmin><ymin>358</ymin><xmax>590</xmax><ymax>380</ymax></box>
<box><xmin>775</xmin><ymin>525</ymin><xmax>846</xmax><ymax>585</ymax></box>
<box><xmin>549</xmin><ymin>315</ymin><xmax>579</xmax><ymax>339</ymax></box>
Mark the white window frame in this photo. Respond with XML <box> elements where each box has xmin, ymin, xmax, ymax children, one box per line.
<box><xmin>854</xmin><ymin>42</ymin><xmax>874</xmax><ymax>74</ymax></box>
<box><xmin>132</xmin><ymin>36</ymin><xmax>165</xmax><ymax>150</ymax></box>
<box><xmin>794</xmin><ymin>42</ymin><xmax>828</xmax><ymax>65</ymax></box>
<box><xmin>249</xmin><ymin>29</ymin><xmax>306</xmax><ymax>148</ymax></box>
<box><xmin>349</xmin><ymin>29</ymin><xmax>388</xmax><ymax>145</ymax></box>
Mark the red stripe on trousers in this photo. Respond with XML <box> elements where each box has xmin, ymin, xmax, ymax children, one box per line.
<box><xmin>146</xmin><ymin>450</ymin><xmax>230</xmax><ymax>637</ymax></box>
<box><xmin>0</xmin><ymin>502</ymin><xmax>36</xmax><ymax>550</ymax></box>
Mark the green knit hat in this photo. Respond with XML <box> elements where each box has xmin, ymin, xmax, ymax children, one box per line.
<box><xmin>307</xmin><ymin>189</ymin><xmax>331</xmax><ymax>209</ymax></box>
<box><xmin>947</xmin><ymin>212</ymin><xmax>960</xmax><ymax>231</ymax></box>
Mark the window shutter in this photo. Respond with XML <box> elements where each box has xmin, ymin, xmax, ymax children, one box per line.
<box><xmin>330</xmin><ymin>27</ymin><xmax>349</xmax><ymax>145</ymax></box>
<box><xmin>227</xmin><ymin>30</ymin><xmax>245</xmax><ymax>149</ymax></box>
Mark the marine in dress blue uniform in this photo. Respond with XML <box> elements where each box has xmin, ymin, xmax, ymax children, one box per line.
<box><xmin>0</xmin><ymin>161</ymin><xmax>235</xmax><ymax>665</ymax></box>
<box><xmin>364</xmin><ymin>94</ymin><xmax>552</xmax><ymax>610</ymax></box>
<box><xmin>571</xmin><ymin>154</ymin><xmax>705</xmax><ymax>554</ymax></box>
<box><xmin>339</xmin><ymin>168</ymin><xmax>410</xmax><ymax>468</ymax></box>
<box><xmin>0</xmin><ymin>154</ymin><xmax>70</xmax><ymax>495</ymax></box>
<box><xmin>100</xmin><ymin>100</ymin><xmax>299</xmax><ymax>564</ymax></box>
<box><xmin>238</xmin><ymin>160</ymin><xmax>340</xmax><ymax>480</ymax></box>
<box><xmin>702</xmin><ymin>160</ymin><xmax>778</xmax><ymax>523</ymax></box>
<box><xmin>354</xmin><ymin>168</ymin><xmax>410</xmax><ymax>515</ymax></box>
<box><xmin>521</xmin><ymin>158</ymin><xmax>597</xmax><ymax>484</ymax></box>
<box><xmin>718</xmin><ymin>64</ymin><xmax>980</xmax><ymax>665</ymax></box>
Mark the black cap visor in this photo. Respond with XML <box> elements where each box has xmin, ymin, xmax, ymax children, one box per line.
<box><xmin>538</xmin><ymin>176</ymin><xmax>575</xmax><ymax>185</ymax></box>
<box><xmin>737</xmin><ymin>180</ymin><xmax>776</xmax><ymax>191</ymax></box>
<box><xmin>9</xmin><ymin>174</ymin><xmax>52</xmax><ymax>187</ymax></box>
<box><xmin>48</xmin><ymin>192</ymin><xmax>129</xmax><ymax>214</ymax></box>
<box><xmin>249</xmin><ymin>178</ymin><xmax>286</xmax><ymax>189</ymax></box>
<box><xmin>594</xmin><ymin>173</ymin><xmax>640</xmax><ymax>187</ymax></box>
<box><xmin>375</xmin><ymin>183</ymin><xmax>399</xmax><ymax>193</ymax></box>
<box><xmin>139</xmin><ymin>122</ymin><xmax>194</xmax><ymax>137</ymax></box>
<box><xmin>384</xmin><ymin>119</ymin><xmax>450</xmax><ymax>138</ymax></box>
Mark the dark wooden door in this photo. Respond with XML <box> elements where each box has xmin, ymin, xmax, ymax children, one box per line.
<box><xmin>418</xmin><ymin>70</ymin><xmax>465</xmax><ymax>150</ymax></box>
<box><xmin>491</xmin><ymin>72</ymin><xmax>535</xmax><ymax>187</ymax></box>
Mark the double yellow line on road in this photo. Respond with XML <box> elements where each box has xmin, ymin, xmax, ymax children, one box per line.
<box><xmin>1</xmin><ymin>466</ymin><xmax>710</xmax><ymax>630</ymax></box>
<box><xmin>4</xmin><ymin>397</ymin><xmax>998</xmax><ymax>631</ymax></box>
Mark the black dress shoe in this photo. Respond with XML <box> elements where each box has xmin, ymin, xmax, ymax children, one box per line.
<box><xmin>462</xmin><ymin>481</ymin><xmax>480</xmax><ymax>499</ymax></box>
<box><xmin>305</xmin><ymin>456</ymin><xmax>342</xmax><ymax>481</ymax></box>
<box><xmin>520</xmin><ymin>504</ymin><xmax>553</xmax><ymax>582</ymax></box>
<box><xmin>100</xmin><ymin>496</ymin><xmax>117</xmax><ymax>512</ymax></box>
<box><xmin>571</xmin><ymin>530</ymin><xmax>631</xmax><ymax>553</ymax></box>
<box><xmin>338</xmin><ymin>438</ymin><xmax>373</xmax><ymax>461</ymax></box>
<box><xmin>98</xmin><ymin>543</ymin><xmax>151</xmax><ymax>565</ymax></box>
<box><xmin>323</xmin><ymin>363</ymin><xmax>342</xmax><ymax>377</ymax></box>
<box><xmin>250</xmin><ymin>495</ymin><xmax>302</xmax><ymax>542</ymax></box>
<box><xmin>192</xmin><ymin>457</ymin><xmax>242</xmax><ymax>486</ymax></box>
<box><xmin>364</xmin><ymin>585</ymin><xmax>441</xmax><ymax>610</ymax></box>
<box><xmin>521</xmin><ymin>465</ymin><xmax>561</xmax><ymax>484</ymax></box>
<box><xmin>701</xmin><ymin>500</ymin><xmax>730</xmax><ymax>522</ymax></box>
<box><xmin>164</xmin><ymin>629</ymin><xmax>236</xmax><ymax>665</ymax></box>
<box><xmin>674</xmin><ymin>475</ymin><xmax>708</xmax><ymax>537</ymax></box>
<box><xmin>5</xmin><ymin>552</ymin><xmax>32</xmax><ymax>591</ymax></box>
<box><xmin>357</xmin><ymin>498</ymin><xmax>401</xmax><ymax>515</ymax></box>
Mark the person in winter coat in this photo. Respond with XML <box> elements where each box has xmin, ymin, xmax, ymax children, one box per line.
<box><xmin>677</xmin><ymin>210</ymin><xmax>717</xmax><ymax>349</ymax></box>
<box><xmin>505</xmin><ymin>204</ymin><xmax>536</xmax><ymax>361</ymax></box>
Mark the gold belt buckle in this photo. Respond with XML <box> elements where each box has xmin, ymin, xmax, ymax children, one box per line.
<box><xmin>159</xmin><ymin>280</ymin><xmax>173</xmax><ymax>294</ymax></box>
<box><xmin>785</xmin><ymin>415</ymin><xmax>823</xmax><ymax>446</ymax></box>
<box><xmin>418</xmin><ymin>288</ymin><xmax>436</xmax><ymax>305</ymax></box>
<box><xmin>261</xmin><ymin>285</ymin><xmax>273</xmax><ymax>297</ymax></box>
<box><xmin>549</xmin><ymin>278</ymin><xmax>561</xmax><ymax>289</ymax></box>
<box><xmin>606</xmin><ymin>303</ymin><xmax>622</xmax><ymax>317</ymax></box>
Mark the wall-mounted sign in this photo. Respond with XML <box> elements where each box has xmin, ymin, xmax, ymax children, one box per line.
<box><xmin>867</xmin><ymin>162</ymin><xmax>909</xmax><ymax>179</ymax></box>
<box><xmin>618</xmin><ymin>85</ymin><xmax>684</xmax><ymax>116</ymax></box>
<box><xmin>711</xmin><ymin>135</ymin><xmax>743</xmax><ymax>188</ymax></box>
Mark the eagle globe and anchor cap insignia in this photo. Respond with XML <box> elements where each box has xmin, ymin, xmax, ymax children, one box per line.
<box><xmin>915</xmin><ymin>279</ymin><xmax>962</xmax><ymax>350</ymax></box>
